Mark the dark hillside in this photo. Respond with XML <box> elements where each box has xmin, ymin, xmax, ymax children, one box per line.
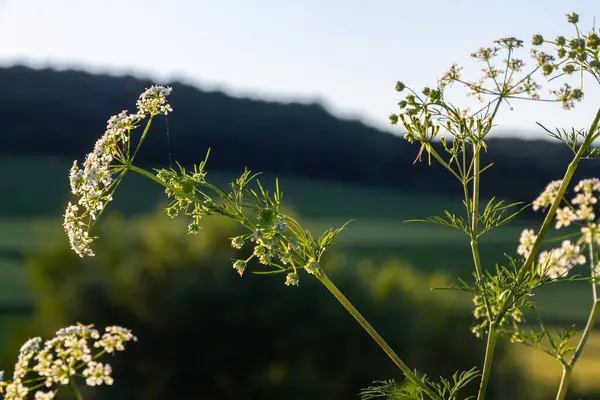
<box><xmin>0</xmin><ymin>65</ymin><xmax>597</xmax><ymax>202</ymax></box>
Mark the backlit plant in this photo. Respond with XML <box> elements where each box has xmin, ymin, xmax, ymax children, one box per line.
<box><xmin>54</xmin><ymin>12</ymin><xmax>600</xmax><ymax>400</ymax></box>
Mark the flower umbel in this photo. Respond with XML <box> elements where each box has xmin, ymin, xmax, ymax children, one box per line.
<box><xmin>64</xmin><ymin>86</ymin><xmax>173</xmax><ymax>257</ymax></box>
<box><xmin>0</xmin><ymin>324</ymin><xmax>135</xmax><ymax>399</ymax></box>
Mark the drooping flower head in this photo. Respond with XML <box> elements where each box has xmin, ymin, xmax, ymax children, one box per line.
<box><xmin>64</xmin><ymin>86</ymin><xmax>173</xmax><ymax>257</ymax></box>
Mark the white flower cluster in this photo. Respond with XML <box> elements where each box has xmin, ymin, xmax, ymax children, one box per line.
<box><xmin>519</xmin><ymin>178</ymin><xmax>600</xmax><ymax>279</ymax></box>
<box><xmin>64</xmin><ymin>86</ymin><xmax>173</xmax><ymax>257</ymax></box>
<box><xmin>136</xmin><ymin>86</ymin><xmax>173</xmax><ymax>116</ymax></box>
<box><xmin>538</xmin><ymin>240</ymin><xmax>587</xmax><ymax>279</ymax></box>
<box><xmin>517</xmin><ymin>229</ymin><xmax>537</xmax><ymax>258</ymax></box>
<box><xmin>0</xmin><ymin>325</ymin><xmax>136</xmax><ymax>399</ymax></box>
<box><xmin>532</xmin><ymin>180</ymin><xmax>563</xmax><ymax>211</ymax></box>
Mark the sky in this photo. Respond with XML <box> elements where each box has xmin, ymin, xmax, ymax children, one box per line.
<box><xmin>0</xmin><ymin>0</ymin><xmax>599</xmax><ymax>138</ymax></box>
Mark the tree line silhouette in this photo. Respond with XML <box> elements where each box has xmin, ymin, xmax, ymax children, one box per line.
<box><xmin>1</xmin><ymin>65</ymin><xmax>598</xmax><ymax>203</ymax></box>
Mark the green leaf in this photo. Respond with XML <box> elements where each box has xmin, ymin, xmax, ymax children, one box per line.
<box><xmin>405</xmin><ymin>211</ymin><xmax>469</xmax><ymax>235</ymax></box>
<box><xmin>477</xmin><ymin>197</ymin><xmax>528</xmax><ymax>237</ymax></box>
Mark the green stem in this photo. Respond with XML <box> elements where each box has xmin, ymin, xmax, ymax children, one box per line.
<box><xmin>130</xmin><ymin>116</ymin><xmax>155</xmax><ymax>163</ymax></box>
<box><xmin>555</xmin><ymin>366</ymin><xmax>572</xmax><ymax>400</ymax></box>
<box><xmin>518</xmin><ymin>108</ymin><xmax>600</xmax><ymax>282</ymax></box>
<box><xmin>470</xmin><ymin>143</ymin><xmax>484</xmax><ymax>280</ymax></box>
<box><xmin>470</xmin><ymin>142</ymin><xmax>497</xmax><ymax>400</ymax></box>
<box><xmin>317</xmin><ymin>271</ymin><xmax>440</xmax><ymax>400</ymax></box>
<box><xmin>556</xmin><ymin>241</ymin><xmax>600</xmax><ymax>400</ymax></box>
<box><xmin>498</xmin><ymin>108</ymin><xmax>600</xmax><ymax>324</ymax></box>
<box><xmin>470</xmin><ymin>154</ymin><xmax>494</xmax><ymax>400</ymax></box>
<box><xmin>128</xmin><ymin>164</ymin><xmax>254</xmax><ymax>231</ymax></box>
<box><xmin>428</xmin><ymin>146</ymin><xmax>463</xmax><ymax>181</ymax></box>
<box><xmin>70</xmin><ymin>379</ymin><xmax>84</xmax><ymax>400</ymax></box>
<box><xmin>571</xmin><ymin>243</ymin><xmax>600</xmax><ymax>363</ymax></box>
<box><xmin>477</xmin><ymin>322</ymin><xmax>498</xmax><ymax>400</ymax></box>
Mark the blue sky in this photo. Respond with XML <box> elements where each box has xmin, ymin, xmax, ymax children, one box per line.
<box><xmin>0</xmin><ymin>0</ymin><xmax>599</xmax><ymax>138</ymax></box>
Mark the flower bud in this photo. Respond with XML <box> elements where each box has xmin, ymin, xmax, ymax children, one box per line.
<box><xmin>233</xmin><ymin>260</ymin><xmax>247</xmax><ymax>276</ymax></box>
<box><xmin>586</xmin><ymin>33</ymin><xmax>600</xmax><ymax>49</ymax></box>
<box><xmin>570</xmin><ymin>88</ymin><xmax>583</xmax><ymax>100</ymax></box>
<box><xmin>231</xmin><ymin>236</ymin><xmax>245</xmax><ymax>249</ymax></box>
<box><xmin>257</xmin><ymin>208</ymin><xmax>277</xmax><ymax>225</ymax></box>
<box><xmin>563</xmin><ymin>64</ymin><xmax>575</xmax><ymax>74</ymax></box>
<box><xmin>305</xmin><ymin>260</ymin><xmax>319</xmax><ymax>275</ymax></box>
<box><xmin>395</xmin><ymin>81</ymin><xmax>406</xmax><ymax>92</ymax></box>
<box><xmin>285</xmin><ymin>272</ymin><xmax>299</xmax><ymax>286</ymax></box>
<box><xmin>429</xmin><ymin>89</ymin><xmax>441</xmax><ymax>103</ymax></box>
<box><xmin>188</xmin><ymin>222</ymin><xmax>201</xmax><ymax>234</ymax></box>
<box><xmin>532</xmin><ymin>34</ymin><xmax>544</xmax><ymax>46</ymax></box>
<box><xmin>166</xmin><ymin>206</ymin><xmax>178</xmax><ymax>218</ymax></box>
<box><xmin>567</xmin><ymin>12</ymin><xmax>579</xmax><ymax>24</ymax></box>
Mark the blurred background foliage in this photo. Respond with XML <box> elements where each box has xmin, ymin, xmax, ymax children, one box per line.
<box><xmin>15</xmin><ymin>212</ymin><xmax>525</xmax><ymax>400</ymax></box>
<box><xmin>0</xmin><ymin>66</ymin><xmax>599</xmax><ymax>399</ymax></box>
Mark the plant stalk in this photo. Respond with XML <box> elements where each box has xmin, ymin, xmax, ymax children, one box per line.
<box><xmin>518</xmin><ymin>108</ymin><xmax>600</xmax><ymax>282</ymax></box>
<box><xmin>555</xmin><ymin>366</ymin><xmax>572</xmax><ymax>400</ymax></box>
<box><xmin>130</xmin><ymin>116</ymin><xmax>155</xmax><ymax>163</ymax></box>
<box><xmin>317</xmin><ymin>271</ymin><xmax>440</xmax><ymax>400</ymax></box>
<box><xmin>500</xmin><ymin>109</ymin><xmax>600</xmax><ymax>400</ymax></box>
<box><xmin>476</xmin><ymin>319</ymin><xmax>498</xmax><ymax>400</ymax></box>
<box><xmin>469</xmin><ymin>142</ymin><xmax>497</xmax><ymax>400</ymax></box>
<box><xmin>556</xmin><ymin>240</ymin><xmax>600</xmax><ymax>400</ymax></box>
<box><xmin>469</xmin><ymin>143</ymin><xmax>484</xmax><ymax>281</ymax></box>
<box><xmin>131</xmin><ymin>162</ymin><xmax>441</xmax><ymax>397</ymax></box>
<box><xmin>70</xmin><ymin>379</ymin><xmax>84</xmax><ymax>400</ymax></box>
<box><xmin>498</xmin><ymin>108</ymin><xmax>600</xmax><ymax>325</ymax></box>
<box><xmin>128</xmin><ymin>164</ymin><xmax>254</xmax><ymax>230</ymax></box>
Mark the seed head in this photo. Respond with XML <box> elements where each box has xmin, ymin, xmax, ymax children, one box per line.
<box><xmin>567</xmin><ymin>12</ymin><xmax>579</xmax><ymax>24</ymax></box>
<box><xmin>532</xmin><ymin>34</ymin><xmax>544</xmax><ymax>46</ymax></box>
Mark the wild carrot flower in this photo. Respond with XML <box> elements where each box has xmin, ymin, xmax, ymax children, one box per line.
<box><xmin>555</xmin><ymin>206</ymin><xmax>577</xmax><ymax>228</ymax></box>
<box><xmin>537</xmin><ymin>240</ymin><xmax>586</xmax><ymax>279</ymax></box>
<box><xmin>517</xmin><ymin>229</ymin><xmax>537</xmax><ymax>258</ymax></box>
<box><xmin>136</xmin><ymin>86</ymin><xmax>173</xmax><ymax>116</ymax></box>
<box><xmin>3</xmin><ymin>381</ymin><xmax>28</xmax><ymax>399</ymax></box>
<box><xmin>93</xmin><ymin>326</ymin><xmax>137</xmax><ymax>354</ymax></box>
<box><xmin>581</xmin><ymin>223</ymin><xmax>600</xmax><ymax>245</ymax></box>
<box><xmin>64</xmin><ymin>86</ymin><xmax>173</xmax><ymax>257</ymax></box>
<box><xmin>532</xmin><ymin>180</ymin><xmax>563</xmax><ymax>211</ymax></box>
<box><xmin>82</xmin><ymin>362</ymin><xmax>113</xmax><ymax>386</ymax></box>
<box><xmin>34</xmin><ymin>391</ymin><xmax>56</xmax><ymax>400</ymax></box>
<box><xmin>519</xmin><ymin>178</ymin><xmax>600</xmax><ymax>279</ymax></box>
<box><xmin>0</xmin><ymin>325</ymin><xmax>134</xmax><ymax>398</ymax></box>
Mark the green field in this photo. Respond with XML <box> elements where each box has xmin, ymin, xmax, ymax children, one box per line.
<box><xmin>1</xmin><ymin>155</ymin><xmax>599</xmax><ymax>393</ymax></box>
<box><xmin>0</xmin><ymin>155</ymin><xmax>596</xmax><ymax>321</ymax></box>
